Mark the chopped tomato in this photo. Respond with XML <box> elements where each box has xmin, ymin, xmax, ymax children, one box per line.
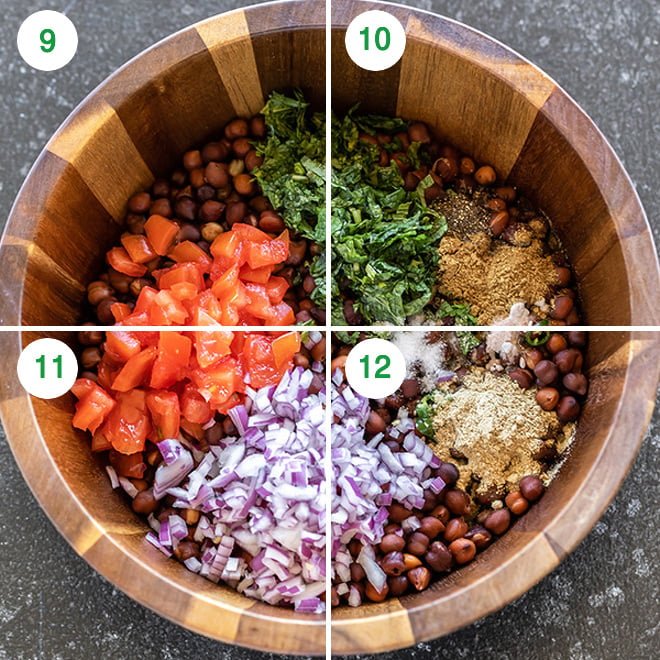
<box><xmin>220</xmin><ymin>301</ymin><xmax>239</xmax><ymax>326</ymax></box>
<box><xmin>272</xmin><ymin>331</ymin><xmax>301</xmax><ymax>369</ymax></box>
<box><xmin>109</xmin><ymin>449</ymin><xmax>146</xmax><ymax>478</ymax></box>
<box><xmin>110</xmin><ymin>302</ymin><xmax>132</xmax><ymax>323</ymax></box>
<box><xmin>263</xmin><ymin>301</ymin><xmax>296</xmax><ymax>326</ymax></box>
<box><xmin>210</xmin><ymin>230</ymin><xmax>244</xmax><ymax>267</ymax></box>
<box><xmin>211</xmin><ymin>264</ymin><xmax>239</xmax><ymax>300</ymax></box>
<box><xmin>150</xmin><ymin>290</ymin><xmax>189</xmax><ymax>325</ymax></box>
<box><xmin>231</xmin><ymin>222</ymin><xmax>271</xmax><ymax>243</ymax></box>
<box><xmin>169</xmin><ymin>281</ymin><xmax>199</xmax><ymax>302</ymax></box>
<box><xmin>133</xmin><ymin>286</ymin><xmax>159</xmax><ymax>314</ymax></box>
<box><xmin>71</xmin><ymin>379</ymin><xmax>116</xmax><ymax>434</ymax></box>
<box><xmin>242</xmin><ymin>335</ymin><xmax>281</xmax><ymax>389</ymax></box>
<box><xmin>103</xmin><ymin>390</ymin><xmax>151</xmax><ymax>454</ymax></box>
<box><xmin>104</xmin><ymin>331</ymin><xmax>141</xmax><ymax>363</ymax></box>
<box><xmin>190</xmin><ymin>356</ymin><xmax>243</xmax><ymax>409</ymax></box>
<box><xmin>146</xmin><ymin>390</ymin><xmax>180</xmax><ymax>440</ymax></box>
<box><xmin>121</xmin><ymin>233</ymin><xmax>157</xmax><ymax>264</ymax></box>
<box><xmin>265</xmin><ymin>276</ymin><xmax>289</xmax><ymax>303</ymax></box>
<box><xmin>144</xmin><ymin>214</ymin><xmax>179</xmax><ymax>255</ymax></box>
<box><xmin>107</xmin><ymin>246</ymin><xmax>147</xmax><ymax>277</ymax></box>
<box><xmin>167</xmin><ymin>241</ymin><xmax>212</xmax><ymax>273</ymax></box>
<box><xmin>239</xmin><ymin>263</ymin><xmax>273</xmax><ymax>284</ymax></box>
<box><xmin>195</xmin><ymin>329</ymin><xmax>233</xmax><ymax>368</ymax></box>
<box><xmin>244</xmin><ymin>283</ymin><xmax>272</xmax><ymax>319</ymax></box>
<box><xmin>111</xmin><ymin>346</ymin><xmax>157</xmax><ymax>392</ymax></box>
<box><xmin>96</xmin><ymin>360</ymin><xmax>120</xmax><ymax>391</ymax></box>
<box><xmin>156</xmin><ymin>262</ymin><xmax>205</xmax><ymax>292</ymax></box>
<box><xmin>180</xmin><ymin>383</ymin><xmax>213</xmax><ymax>424</ymax></box>
<box><xmin>244</xmin><ymin>236</ymin><xmax>289</xmax><ymax>269</ymax></box>
<box><xmin>150</xmin><ymin>331</ymin><xmax>192</xmax><ymax>389</ymax></box>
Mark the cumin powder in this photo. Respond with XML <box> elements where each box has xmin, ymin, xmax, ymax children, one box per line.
<box><xmin>430</xmin><ymin>368</ymin><xmax>574</xmax><ymax>496</ymax></box>
<box><xmin>437</xmin><ymin>232</ymin><xmax>558</xmax><ymax>324</ymax></box>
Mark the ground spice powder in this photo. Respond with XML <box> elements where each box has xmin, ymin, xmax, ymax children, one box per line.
<box><xmin>430</xmin><ymin>368</ymin><xmax>574</xmax><ymax>496</ymax></box>
<box><xmin>437</xmin><ymin>232</ymin><xmax>558</xmax><ymax>324</ymax></box>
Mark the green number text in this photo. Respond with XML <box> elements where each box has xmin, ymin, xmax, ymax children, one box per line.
<box><xmin>36</xmin><ymin>354</ymin><xmax>63</xmax><ymax>378</ymax></box>
<box><xmin>359</xmin><ymin>354</ymin><xmax>391</xmax><ymax>379</ymax></box>
<box><xmin>359</xmin><ymin>26</ymin><xmax>391</xmax><ymax>51</ymax></box>
<box><xmin>40</xmin><ymin>28</ymin><xmax>56</xmax><ymax>53</ymax></box>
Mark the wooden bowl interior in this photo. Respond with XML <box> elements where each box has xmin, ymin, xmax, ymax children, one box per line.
<box><xmin>2</xmin><ymin>0</ymin><xmax>659</xmax><ymax>655</ymax></box>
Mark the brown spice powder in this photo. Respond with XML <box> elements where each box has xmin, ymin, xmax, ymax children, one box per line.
<box><xmin>430</xmin><ymin>368</ymin><xmax>574</xmax><ymax>497</ymax></box>
<box><xmin>437</xmin><ymin>232</ymin><xmax>558</xmax><ymax>324</ymax></box>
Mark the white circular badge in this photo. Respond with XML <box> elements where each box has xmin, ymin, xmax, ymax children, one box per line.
<box><xmin>17</xmin><ymin>10</ymin><xmax>78</xmax><ymax>72</ymax></box>
<box><xmin>345</xmin><ymin>338</ymin><xmax>406</xmax><ymax>399</ymax></box>
<box><xmin>345</xmin><ymin>10</ymin><xmax>406</xmax><ymax>72</ymax></box>
<box><xmin>17</xmin><ymin>338</ymin><xmax>78</xmax><ymax>399</ymax></box>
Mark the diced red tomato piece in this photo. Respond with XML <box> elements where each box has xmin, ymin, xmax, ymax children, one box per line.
<box><xmin>110</xmin><ymin>302</ymin><xmax>132</xmax><ymax>323</ymax></box>
<box><xmin>272</xmin><ymin>331</ymin><xmax>301</xmax><ymax>369</ymax></box>
<box><xmin>244</xmin><ymin>238</ymin><xmax>289</xmax><ymax>269</ymax></box>
<box><xmin>187</xmin><ymin>290</ymin><xmax>223</xmax><ymax>324</ymax></box>
<box><xmin>133</xmin><ymin>286</ymin><xmax>159</xmax><ymax>315</ymax></box>
<box><xmin>180</xmin><ymin>383</ymin><xmax>213</xmax><ymax>425</ymax></box>
<box><xmin>167</xmin><ymin>241</ymin><xmax>212</xmax><ymax>273</ymax></box>
<box><xmin>71</xmin><ymin>378</ymin><xmax>97</xmax><ymax>400</ymax></box>
<box><xmin>96</xmin><ymin>360</ymin><xmax>120</xmax><ymax>391</ymax></box>
<box><xmin>191</xmin><ymin>356</ymin><xmax>243</xmax><ymax>409</ymax></box>
<box><xmin>144</xmin><ymin>215</ymin><xmax>179</xmax><ymax>255</ymax></box>
<box><xmin>150</xmin><ymin>290</ymin><xmax>189</xmax><ymax>325</ymax></box>
<box><xmin>243</xmin><ymin>335</ymin><xmax>281</xmax><ymax>389</ymax></box>
<box><xmin>121</xmin><ymin>233</ymin><xmax>158</xmax><ymax>264</ymax></box>
<box><xmin>102</xmin><ymin>390</ymin><xmax>151</xmax><ymax>454</ymax></box>
<box><xmin>225</xmin><ymin>280</ymin><xmax>250</xmax><ymax>311</ymax></box>
<box><xmin>210</xmin><ymin>230</ymin><xmax>244</xmax><ymax>264</ymax></box>
<box><xmin>111</xmin><ymin>346</ymin><xmax>157</xmax><ymax>392</ymax></box>
<box><xmin>211</xmin><ymin>264</ymin><xmax>239</xmax><ymax>301</ymax></box>
<box><xmin>109</xmin><ymin>449</ymin><xmax>146</xmax><ymax>478</ymax></box>
<box><xmin>71</xmin><ymin>379</ymin><xmax>116</xmax><ymax>435</ymax></box>
<box><xmin>169</xmin><ymin>281</ymin><xmax>199</xmax><ymax>302</ymax></box>
<box><xmin>104</xmin><ymin>331</ymin><xmax>142</xmax><ymax>363</ymax></box>
<box><xmin>107</xmin><ymin>247</ymin><xmax>148</xmax><ymax>277</ymax></box>
<box><xmin>220</xmin><ymin>302</ymin><xmax>239</xmax><ymax>326</ymax></box>
<box><xmin>150</xmin><ymin>332</ymin><xmax>192</xmax><ymax>389</ymax></box>
<box><xmin>195</xmin><ymin>329</ymin><xmax>233</xmax><ymax>368</ymax></box>
<box><xmin>262</xmin><ymin>301</ymin><xmax>296</xmax><ymax>326</ymax></box>
<box><xmin>231</xmin><ymin>222</ymin><xmax>271</xmax><ymax>243</ymax></box>
<box><xmin>156</xmin><ymin>262</ymin><xmax>205</xmax><ymax>292</ymax></box>
<box><xmin>239</xmin><ymin>263</ymin><xmax>273</xmax><ymax>284</ymax></box>
<box><xmin>244</xmin><ymin>283</ymin><xmax>272</xmax><ymax>320</ymax></box>
<box><xmin>265</xmin><ymin>276</ymin><xmax>290</xmax><ymax>303</ymax></box>
<box><xmin>146</xmin><ymin>390</ymin><xmax>180</xmax><ymax>441</ymax></box>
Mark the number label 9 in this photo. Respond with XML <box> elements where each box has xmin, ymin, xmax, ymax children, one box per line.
<box><xmin>40</xmin><ymin>28</ymin><xmax>56</xmax><ymax>53</ymax></box>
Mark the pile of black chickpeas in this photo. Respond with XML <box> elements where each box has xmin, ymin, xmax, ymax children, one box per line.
<box><xmin>83</xmin><ymin>113</ymin><xmax>324</xmax><ymax>332</ymax></box>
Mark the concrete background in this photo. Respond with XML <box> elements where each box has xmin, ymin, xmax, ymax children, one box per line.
<box><xmin>0</xmin><ymin>0</ymin><xmax>658</xmax><ymax>658</ymax></box>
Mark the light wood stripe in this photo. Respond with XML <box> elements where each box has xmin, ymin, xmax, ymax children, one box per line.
<box><xmin>196</xmin><ymin>11</ymin><xmax>265</xmax><ymax>118</ymax></box>
<box><xmin>332</xmin><ymin>599</ymin><xmax>415</xmax><ymax>654</ymax></box>
<box><xmin>47</xmin><ymin>100</ymin><xmax>153</xmax><ymax>223</ymax></box>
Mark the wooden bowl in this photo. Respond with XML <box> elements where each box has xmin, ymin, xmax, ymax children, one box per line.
<box><xmin>0</xmin><ymin>0</ymin><xmax>658</xmax><ymax>656</ymax></box>
<box><xmin>329</xmin><ymin>1</ymin><xmax>660</xmax><ymax>654</ymax></box>
<box><xmin>0</xmin><ymin>2</ymin><xmax>327</xmax><ymax>656</ymax></box>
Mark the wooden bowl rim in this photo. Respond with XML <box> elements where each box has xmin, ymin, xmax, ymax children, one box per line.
<box><xmin>0</xmin><ymin>0</ymin><xmax>658</xmax><ymax>655</ymax></box>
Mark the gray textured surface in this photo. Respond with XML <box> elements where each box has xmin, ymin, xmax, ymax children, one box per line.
<box><xmin>0</xmin><ymin>0</ymin><xmax>658</xmax><ymax>658</ymax></box>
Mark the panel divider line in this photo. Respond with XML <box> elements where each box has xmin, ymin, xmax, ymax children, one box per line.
<box><xmin>325</xmin><ymin>0</ymin><xmax>332</xmax><ymax>657</ymax></box>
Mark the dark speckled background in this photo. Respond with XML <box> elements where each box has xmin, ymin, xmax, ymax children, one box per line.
<box><xmin>0</xmin><ymin>0</ymin><xmax>658</xmax><ymax>658</ymax></box>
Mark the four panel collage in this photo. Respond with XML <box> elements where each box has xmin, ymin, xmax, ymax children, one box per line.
<box><xmin>1</xmin><ymin>1</ymin><xmax>658</xmax><ymax>659</ymax></box>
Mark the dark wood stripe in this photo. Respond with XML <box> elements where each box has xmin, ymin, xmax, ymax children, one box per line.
<box><xmin>100</xmin><ymin>27</ymin><xmax>237</xmax><ymax>178</ymax></box>
<box><xmin>245</xmin><ymin>0</ymin><xmax>326</xmax><ymax>112</ymax></box>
